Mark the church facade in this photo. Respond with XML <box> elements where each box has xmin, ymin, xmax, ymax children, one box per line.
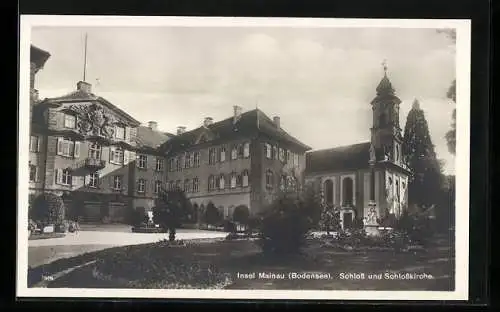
<box><xmin>305</xmin><ymin>70</ymin><xmax>411</xmax><ymax>230</ymax></box>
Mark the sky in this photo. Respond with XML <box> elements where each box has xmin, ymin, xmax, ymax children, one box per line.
<box><xmin>31</xmin><ymin>26</ymin><xmax>456</xmax><ymax>174</ymax></box>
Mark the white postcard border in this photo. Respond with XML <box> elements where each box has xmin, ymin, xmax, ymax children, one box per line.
<box><xmin>17</xmin><ymin>15</ymin><xmax>471</xmax><ymax>301</ymax></box>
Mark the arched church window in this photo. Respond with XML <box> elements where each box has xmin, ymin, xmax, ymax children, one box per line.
<box><xmin>342</xmin><ymin>177</ymin><xmax>354</xmax><ymax>206</ymax></box>
<box><xmin>324</xmin><ymin>179</ymin><xmax>334</xmax><ymax>205</ymax></box>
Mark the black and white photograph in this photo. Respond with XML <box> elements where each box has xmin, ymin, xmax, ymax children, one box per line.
<box><xmin>17</xmin><ymin>16</ymin><xmax>471</xmax><ymax>300</ymax></box>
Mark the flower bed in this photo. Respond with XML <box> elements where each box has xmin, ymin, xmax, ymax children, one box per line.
<box><xmin>131</xmin><ymin>227</ymin><xmax>166</xmax><ymax>233</ymax></box>
<box><xmin>317</xmin><ymin>229</ymin><xmax>426</xmax><ymax>253</ymax></box>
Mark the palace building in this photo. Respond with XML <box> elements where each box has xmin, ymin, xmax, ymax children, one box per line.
<box><xmin>305</xmin><ymin>69</ymin><xmax>411</xmax><ymax>230</ymax></box>
<box><xmin>29</xmin><ymin>74</ymin><xmax>172</xmax><ymax>222</ymax></box>
<box><xmin>159</xmin><ymin>106</ymin><xmax>311</xmax><ymax>219</ymax></box>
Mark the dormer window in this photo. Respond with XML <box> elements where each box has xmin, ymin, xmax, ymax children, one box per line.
<box><xmin>64</xmin><ymin>113</ymin><xmax>76</xmax><ymax>129</ymax></box>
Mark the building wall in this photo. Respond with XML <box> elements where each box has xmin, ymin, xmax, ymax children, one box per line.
<box><xmin>166</xmin><ymin>137</ymin><xmax>253</xmax><ymax>213</ymax></box>
<box><xmin>253</xmin><ymin>137</ymin><xmax>307</xmax><ymax>214</ymax></box>
<box><xmin>306</xmin><ymin>168</ymin><xmax>374</xmax><ymax>219</ymax></box>
<box><xmin>130</xmin><ymin>151</ymin><xmax>167</xmax><ymax>212</ymax></box>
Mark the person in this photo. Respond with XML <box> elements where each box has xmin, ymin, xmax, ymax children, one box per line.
<box><xmin>69</xmin><ymin>218</ymin><xmax>80</xmax><ymax>234</ymax></box>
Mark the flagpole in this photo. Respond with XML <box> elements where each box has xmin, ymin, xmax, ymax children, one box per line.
<box><xmin>83</xmin><ymin>33</ymin><xmax>88</xmax><ymax>82</ymax></box>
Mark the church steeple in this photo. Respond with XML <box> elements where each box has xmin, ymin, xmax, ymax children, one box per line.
<box><xmin>375</xmin><ymin>60</ymin><xmax>396</xmax><ymax>96</ymax></box>
<box><xmin>370</xmin><ymin>60</ymin><xmax>403</xmax><ymax>164</ymax></box>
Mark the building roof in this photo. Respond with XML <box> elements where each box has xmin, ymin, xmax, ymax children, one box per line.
<box><xmin>135</xmin><ymin>126</ymin><xmax>173</xmax><ymax>151</ymax></box>
<box><xmin>30</xmin><ymin>45</ymin><xmax>51</xmax><ymax>69</ymax></box>
<box><xmin>160</xmin><ymin>108</ymin><xmax>311</xmax><ymax>153</ymax></box>
<box><xmin>305</xmin><ymin>142</ymin><xmax>371</xmax><ymax>174</ymax></box>
<box><xmin>39</xmin><ymin>83</ymin><xmax>141</xmax><ymax>127</ymax></box>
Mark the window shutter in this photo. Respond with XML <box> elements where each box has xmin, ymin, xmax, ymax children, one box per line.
<box><xmin>36</xmin><ymin>136</ymin><xmax>41</xmax><ymax>152</ymax></box>
<box><xmin>123</xmin><ymin>150</ymin><xmax>129</xmax><ymax>165</ymax></box>
<box><xmin>56</xmin><ymin>138</ymin><xmax>63</xmax><ymax>155</ymax></box>
<box><xmin>74</xmin><ymin>141</ymin><xmax>80</xmax><ymax>158</ymax></box>
<box><xmin>109</xmin><ymin>146</ymin><xmax>115</xmax><ymax>162</ymax></box>
<box><xmin>124</xmin><ymin>127</ymin><xmax>130</xmax><ymax>143</ymax></box>
<box><xmin>34</xmin><ymin>167</ymin><xmax>39</xmax><ymax>182</ymax></box>
<box><xmin>55</xmin><ymin>169</ymin><xmax>62</xmax><ymax>184</ymax></box>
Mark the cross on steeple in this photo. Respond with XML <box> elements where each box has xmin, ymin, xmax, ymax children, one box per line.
<box><xmin>382</xmin><ymin>59</ymin><xmax>388</xmax><ymax>75</ymax></box>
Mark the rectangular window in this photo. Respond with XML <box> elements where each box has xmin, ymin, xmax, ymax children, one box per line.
<box><xmin>154</xmin><ymin>180</ymin><xmax>162</xmax><ymax>193</ymax></box>
<box><xmin>194</xmin><ymin>152</ymin><xmax>200</xmax><ymax>167</ymax></box>
<box><xmin>183</xmin><ymin>179</ymin><xmax>190</xmax><ymax>193</ymax></box>
<box><xmin>30</xmin><ymin>136</ymin><xmax>40</xmax><ymax>152</ymax></box>
<box><xmin>242</xmin><ymin>171</ymin><xmax>249</xmax><ymax>187</ymax></box>
<box><xmin>219</xmin><ymin>147</ymin><xmax>226</xmax><ymax>162</ymax></box>
<box><xmin>29</xmin><ymin>165</ymin><xmax>38</xmax><ymax>182</ymax></box>
<box><xmin>110</xmin><ymin>147</ymin><xmax>124</xmax><ymax>165</ymax></box>
<box><xmin>175</xmin><ymin>180</ymin><xmax>181</xmax><ymax>190</ymax></box>
<box><xmin>156</xmin><ymin>158</ymin><xmax>164</xmax><ymax>171</ymax></box>
<box><xmin>176</xmin><ymin>156</ymin><xmax>183</xmax><ymax>171</ymax></box>
<box><xmin>61</xmin><ymin>169</ymin><xmax>72</xmax><ymax>185</ymax></box>
<box><xmin>88</xmin><ymin>172</ymin><xmax>99</xmax><ymax>188</ymax></box>
<box><xmin>57</xmin><ymin>138</ymin><xmax>76</xmax><ymax>157</ymax></box>
<box><xmin>193</xmin><ymin>178</ymin><xmax>199</xmax><ymax>192</ymax></box>
<box><xmin>243</xmin><ymin>142</ymin><xmax>250</xmax><ymax>158</ymax></box>
<box><xmin>184</xmin><ymin>153</ymin><xmax>191</xmax><ymax>168</ymax></box>
<box><xmin>230</xmin><ymin>174</ymin><xmax>237</xmax><ymax>188</ymax></box>
<box><xmin>113</xmin><ymin>176</ymin><xmax>122</xmax><ymax>190</ymax></box>
<box><xmin>168</xmin><ymin>158</ymin><xmax>175</xmax><ymax>172</ymax></box>
<box><xmin>115</xmin><ymin>126</ymin><xmax>125</xmax><ymax>139</ymax></box>
<box><xmin>209</xmin><ymin>148</ymin><xmax>216</xmax><ymax>165</ymax></box>
<box><xmin>64</xmin><ymin>114</ymin><xmax>76</xmax><ymax>129</ymax></box>
<box><xmin>231</xmin><ymin>146</ymin><xmax>238</xmax><ymax>160</ymax></box>
<box><xmin>138</xmin><ymin>155</ymin><xmax>147</xmax><ymax>169</ymax></box>
<box><xmin>88</xmin><ymin>143</ymin><xmax>101</xmax><ymax>159</ymax></box>
<box><xmin>265</xmin><ymin>143</ymin><xmax>271</xmax><ymax>159</ymax></box>
<box><xmin>294</xmin><ymin>153</ymin><xmax>299</xmax><ymax>166</ymax></box>
<box><xmin>137</xmin><ymin>179</ymin><xmax>146</xmax><ymax>193</ymax></box>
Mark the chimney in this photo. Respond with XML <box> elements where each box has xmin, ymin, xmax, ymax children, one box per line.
<box><xmin>76</xmin><ymin>81</ymin><xmax>92</xmax><ymax>93</ymax></box>
<box><xmin>203</xmin><ymin>117</ymin><xmax>213</xmax><ymax>127</ymax></box>
<box><xmin>233</xmin><ymin>105</ymin><xmax>243</xmax><ymax>123</ymax></box>
<box><xmin>273</xmin><ymin>116</ymin><xmax>281</xmax><ymax>128</ymax></box>
<box><xmin>148</xmin><ymin>121</ymin><xmax>158</xmax><ymax>131</ymax></box>
<box><xmin>177</xmin><ymin>126</ymin><xmax>186</xmax><ymax>135</ymax></box>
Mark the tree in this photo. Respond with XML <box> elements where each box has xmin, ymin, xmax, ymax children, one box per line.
<box><xmin>153</xmin><ymin>188</ymin><xmax>189</xmax><ymax>241</ymax></box>
<box><xmin>437</xmin><ymin>28</ymin><xmax>457</xmax><ymax>155</ymax></box>
<box><xmin>31</xmin><ymin>193</ymin><xmax>65</xmax><ymax>225</ymax></box>
<box><xmin>403</xmin><ymin>99</ymin><xmax>445</xmax><ymax>209</ymax></box>
<box><xmin>204</xmin><ymin>201</ymin><xmax>221</xmax><ymax>227</ymax></box>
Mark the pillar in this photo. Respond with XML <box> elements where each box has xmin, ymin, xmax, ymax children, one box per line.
<box><xmin>364</xmin><ymin>160</ymin><xmax>380</xmax><ymax>236</ymax></box>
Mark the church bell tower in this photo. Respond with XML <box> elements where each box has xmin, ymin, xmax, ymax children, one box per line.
<box><xmin>370</xmin><ymin>61</ymin><xmax>404</xmax><ymax>165</ymax></box>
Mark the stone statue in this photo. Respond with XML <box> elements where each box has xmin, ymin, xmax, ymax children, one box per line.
<box><xmin>369</xmin><ymin>144</ymin><xmax>376</xmax><ymax>162</ymax></box>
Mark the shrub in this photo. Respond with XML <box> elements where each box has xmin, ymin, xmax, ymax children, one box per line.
<box><xmin>31</xmin><ymin>193</ymin><xmax>65</xmax><ymax>225</ymax></box>
<box><xmin>205</xmin><ymin>202</ymin><xmax>222</xmax><ymax>226</ymax></box>
<box><xmin>54</xmin><ymin>223</ymin><xmax>67</xmax><ymax>233</ymax></box>
<box><xmin>232</xmin><ymin>205</ymin><xmax>250</xmax><ymax>224</ymax></box>
<box><xmin>258</xmin><ymin>188</ymin><xmax>316</xmax><ymax>255</ymax></box>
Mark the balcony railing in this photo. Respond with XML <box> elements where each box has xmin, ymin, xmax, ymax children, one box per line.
<box><xmin>84</xmin><ymin>158</ymin><xmax>106</xmax><ymax>170</ymax></box>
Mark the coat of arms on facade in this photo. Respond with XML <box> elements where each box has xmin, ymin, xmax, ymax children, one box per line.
<box><xmin>69</xmin><ymin>103</ymin><xmax>116</xmax><ymax>138</ymax></box>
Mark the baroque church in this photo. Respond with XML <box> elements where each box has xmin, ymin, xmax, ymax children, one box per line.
<box><xmin>305</xmin><ymin>67</ymin><xmax>411</xmax><ymax>230</ymax></box>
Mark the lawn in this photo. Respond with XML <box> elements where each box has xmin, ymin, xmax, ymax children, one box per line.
<box><xmin>32</xmin><ymin>235</ymin><xmax>455</xmax><ymax>291</ymax></box>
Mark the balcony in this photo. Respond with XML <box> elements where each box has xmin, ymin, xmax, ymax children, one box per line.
<box><xmin>84</xmin><ymin>158</ymin><xmax>106</xmax><ymax>170</ymax></box>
